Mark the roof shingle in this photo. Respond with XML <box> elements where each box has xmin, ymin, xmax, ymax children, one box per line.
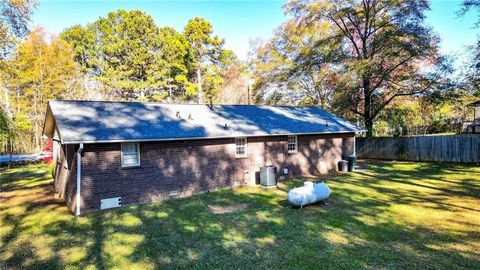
<box><xmin>44</xmin><ymin>100</ymin><xmax>364</xmax><ymax>144</ymax></box>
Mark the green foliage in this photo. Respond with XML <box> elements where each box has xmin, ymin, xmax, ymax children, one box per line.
<box><xmin>154</xmin><ymin>26</ymin><xmax>194</xmax><ymax>100</ymax></box>
<box><xmin>60</xmin><ymin>24</ymin><xmax>96</xmax><ymax>72</ymax></box>
<box><xmin>59</xmin><ymin>12</ymin><xmax>234</xmax><ymax>103</ymax></box>
<box><xmin>92</xmin><ymin>10</ymin><xmax>160</xmax><ymax>98</ymax></box>
<box><xmin>184</xmin><ymin>17</ymin><xmax>229</xmax><ymax>102</ymax></box>
<box><xmin>0</xmin><ymin>107</ymin><xmax>9</xmax><ymax>132</ymax></box>
<box><xmin>0</xmin><ymin>108</ymin><xmax>13</xmax><ymax>152</ymax></box>
<box><xmin>374</xmin><ymin>89</ymin><xmax>475</xmax><ymax>136</ymax></box>
<box><xmin>379</xmin><ymin>107</ymin><xmax>413</xmax><ymax>137</ymax></box>
<box><xmin>49</xmin><ymin>161</ymin><xmax>54</xmax><ymax>178</ymax></box>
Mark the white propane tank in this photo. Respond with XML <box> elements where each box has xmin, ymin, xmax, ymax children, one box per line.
<box><xmin>287</xmin><ymin>181</ymin><xmax>331</xmax><ymax>207</ymax></box>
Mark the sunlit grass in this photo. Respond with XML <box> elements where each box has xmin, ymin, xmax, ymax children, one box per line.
<box><xmin>1</xmin><ymin>161</ymin><xmax>479</xmax><ymax>269</ymax></box>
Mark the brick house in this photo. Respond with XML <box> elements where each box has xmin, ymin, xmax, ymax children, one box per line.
<box><xmin>43</xmin><ymin>100</ymin><xmax>364</xmax><ymax>215</ymax></box>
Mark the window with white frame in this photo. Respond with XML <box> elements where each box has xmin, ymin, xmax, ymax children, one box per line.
<box><xmin>288</xmin><ymin>136</ymin><xmax>297</xmax><ymax>153</ymax></box>
<box><xmin>121</xmin><ymin>143</ymin><xmax>140</xmax><ymax>167</ymax></box>
<box><xmin>235</xmin><ymin>138</ymin><xmax>247</xmax><ymax>158</ymax></box>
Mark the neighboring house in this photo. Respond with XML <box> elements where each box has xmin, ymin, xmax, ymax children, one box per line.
<box><xmin>43</xmin><ymin>100</ymin><xmax>364</xmax><ymax>215</ymax></box>
<box><xmin>467</xmin><ymin>101</ymin><xmax>480</xmax><ymax>133</ymax></box>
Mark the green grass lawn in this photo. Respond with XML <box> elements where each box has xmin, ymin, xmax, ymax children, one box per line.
<box><xmin>1</xmin><ymin>161</ymin><xmax>479</xmax><ymax>269</ymax></box>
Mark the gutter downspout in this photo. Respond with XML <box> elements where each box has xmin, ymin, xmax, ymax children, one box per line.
<box><xmin>353</xmin><ymin>134</ymin><xmax>356</xmax><ymax>157</ymax></box>
<box><xmin>76</xmin><ymin>143</ymin><xmax>84</xmax><ymax>217</ymax></box>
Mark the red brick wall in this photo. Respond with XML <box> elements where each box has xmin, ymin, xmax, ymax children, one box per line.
<box><xmin>56</xmin><ymin>133</ymin><xmax>354</xmax><ymax>214</ymax></box>
<box><xmin>53</xmin><ymin>141</ymin><xmax>77</xmax><ymax>213</ymax></box>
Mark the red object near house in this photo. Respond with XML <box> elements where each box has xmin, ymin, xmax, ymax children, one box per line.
<box><xmin>41</xmin><ymin>138</ymin><xmax>53</xmax><ymax>164</ymax></box>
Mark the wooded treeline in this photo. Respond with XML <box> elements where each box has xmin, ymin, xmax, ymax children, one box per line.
<box><xmin>1</xmin><ymin>0</ymin><xmax>480</xmax><ymax>154</ymax></box>
<box><xmin>250</xmin><ymin>0</ymin><xmax>479</xmax><ymax>137</ymax></box>
<box><xmin>59</xmin><ymin>11</ymin><xmax>241</xmax><ymax>103</ymax></box>
<box><xmin>1</xmin><ymin>6</ymin><xmax>250</xmax><ymax>153</ymax></box>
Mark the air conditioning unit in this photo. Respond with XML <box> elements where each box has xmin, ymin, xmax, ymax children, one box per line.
<box><xmin>260</xmin><ymin>165</ymin><xmax>276</xmax><ymax>187</ymax></box>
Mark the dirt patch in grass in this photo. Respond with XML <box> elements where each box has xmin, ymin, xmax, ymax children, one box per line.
<box><xmin>208</xmin><ymin>203</ymin><xmax>249</xmax><ymax>214</ymax></box>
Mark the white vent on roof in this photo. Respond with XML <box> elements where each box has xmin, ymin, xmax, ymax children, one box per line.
<box><xmin>100</xmin><ymin>197</ymin><xmax>121</xmax><ymax>209</ymax></box>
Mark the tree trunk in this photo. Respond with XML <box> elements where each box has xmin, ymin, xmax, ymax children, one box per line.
<box><xmin>8</xmin><ymin>128</ymin><xmax>12</xmax><ymax>163</ymax></box>
<box><xmin>196</xmin><ymin>67</ymin><xmax>203</xmax><ymax>104</ymax></box>
<box><xmin>3</xmin><ymin>83</ymin><xmax>10</xmax><ymax>116</ymax></box>
<box><xmin>34</xmin><ymin>92</ymin><xmax>39</xmax><ymax>151</ymax></box>
<box><xmin>3</xmin><ymin>83</ymin><xmax>13</xmax><ymax>160</ymax></box>
<box><xmin>363</xmin><ymin>78</ymin><xmax>374</xmax><ymax>137</ymax></box>
<box><xmin>365</xmin><ymin>117</ymin><xmax>374</xmax><ymax>137</ymax></box>
<box><xmin>16</xmin><ymin>89</ymin><xmax>20</xmax><ymax>115</ymax></box>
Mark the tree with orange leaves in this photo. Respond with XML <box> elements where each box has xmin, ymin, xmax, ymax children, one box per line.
<box><xmin>254</xmin><ymin>0</ymin><xmax>446</xmax><ymax>137</ymax></box>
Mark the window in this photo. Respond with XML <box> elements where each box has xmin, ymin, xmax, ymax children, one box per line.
<box><xmin>235</xmin><ymin>138</ymin><xmax>247</xmax><ymax>158</ymax></box>
<box><xmin>121</xmin><ymin>143</ymin><xmax>140</xmax><ymax>167</ymax></box>
<box><xmin>288</xmin><ymin>136</ymin><xmax>297</xmax><ymax>153</ymax></box>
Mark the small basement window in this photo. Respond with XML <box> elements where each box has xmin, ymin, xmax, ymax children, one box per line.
<box><xmin>288</xmin><ymin>136</ymin><xmax>297</xmax><ymax>153</ymax></box>
<box><xmin>121</xmin><ymin>143</ymin><xmax>140</xmax><ymax>167</ymax></box>
<box><xmin>235</xmin><ymin>138</ymin><xmax>247</xmax><ymax>158</ymax></box>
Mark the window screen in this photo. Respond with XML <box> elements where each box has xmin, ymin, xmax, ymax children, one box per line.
<box><xmin>288</xmin><ymin>136</ymin><xmax>297</xmax><ymax>153</ymax></box>
<box><xmin>235</xmin><ymin>138</ymin><xmax>247</xmax><ymax>158</ymax></box>
<box><xmin>121</xmin><ymin>143</ymin><xmax>140</xmax><ymax>167</ymax></box>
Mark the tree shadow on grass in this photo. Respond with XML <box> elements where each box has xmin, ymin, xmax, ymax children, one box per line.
<box><xmin>1</xmin><ymin>161</ymin><xmax>480</xmax><ymax>269</ymax></box>
<box><xmin>348</xmin><ymin>161</ymin><xmax>480</xmax><ymax>198</ymax></box>
<box><xmin>115</xmin><ymin>185</ymin><xmax>480</xmax><ymax>269</ymax></box>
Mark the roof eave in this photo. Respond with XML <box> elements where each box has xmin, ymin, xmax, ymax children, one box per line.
<box><xmin>42</xmin><ymin>103</ymin><xmax>54</xmax><ymax>138</ymax></box>
<box><xmin>61</xmin><ymin>129</ymin><xmax>365</xmax><ymax>145</ymax></box>
<box><xmin>467</xmin><ymin>100</ymin><xmax>480</xmax><ymax>107</ymax></box>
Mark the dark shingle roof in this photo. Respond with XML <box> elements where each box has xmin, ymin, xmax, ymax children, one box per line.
<box><xmin>467</xmin><ymin>100</ymin><xmax>480</xmax><ymax>107</ymax></box>
<box><xmin>43</xmin><ymin>100</ymin><xmax>364</xmax><ymax>144</ymax></box>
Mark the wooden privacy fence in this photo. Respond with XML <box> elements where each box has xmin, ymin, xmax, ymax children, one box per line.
<box><xmin>356</xmin><ymin>134</ymin><xmax>480</xmax><ymax>163</ymax></box>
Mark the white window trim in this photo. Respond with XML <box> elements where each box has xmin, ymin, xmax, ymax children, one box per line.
<box><xmin>288</xmin><ymin>135</ymin><xmax>298</xmax><ymax>153</ymax></box>
<box><xmin>235</xmin><ymin>137</ymin><xmax>248</xmax><ymax>158</ymax></box>
<box><xmin>121</xmin><ymin>142</ymin><xmax>140</xmax><ymax>167</ymax></box>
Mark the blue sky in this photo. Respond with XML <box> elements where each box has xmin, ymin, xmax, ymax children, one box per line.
<box><xmin>33</xmin><ymin>0</ymin><xmax>478</xmax><ymax>63</ymax></box>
